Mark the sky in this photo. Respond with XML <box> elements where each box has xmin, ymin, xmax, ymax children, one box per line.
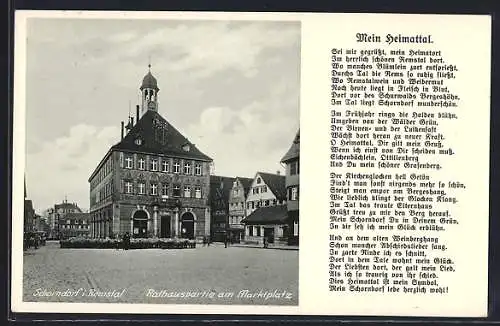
<box><xmin>24</xmin><ymin>18</ymin><xmax>301</xmax><ymax>214</ymax></box>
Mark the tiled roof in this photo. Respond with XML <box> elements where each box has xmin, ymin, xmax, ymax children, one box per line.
<box><xmin>209</xmin><ymin>175</ymin><xmax>235</xmax><ymax>203</ymax></box>
<box><xmin>258</xmin><ymin>172</ymin><xmax>287</xmax><ymax>201</ymax></box>
<box><xmin>62</xmin><ymin>212</ymin><xmax>91</xmax><ymax>222</ymax></box>
<box><xmin>241</xmin><ymin>205</ymin><xmax>288</xmax><ymax>225</ymax></box>
<box><xmin>141</xmin><ymin>71</ymin><xmax>159</xmax><ymax>91</ymax></box>
<box><xmin>236</xmin><ymin>177</ymin><xmax>254</xmax><ymax>196</ymax></box>
<box><xmin>111</xmin><ymin>110</ymin><xmax>212</xmax><ymax>162</ymax></box>
<box><xmin>281</xmin><ymin>129</ymin><xmax>300</xmax><ymax>163</ymax></box>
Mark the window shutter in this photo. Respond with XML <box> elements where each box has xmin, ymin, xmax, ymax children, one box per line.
<box><xmin>121</xmin><ymin>180</ymin><xmax>124</xmax><ymax>193</ymax></box>
<box><xmin>119</xmin><ymin>153</ymin><xmax>124</xmax><ymax>168</ymax></box>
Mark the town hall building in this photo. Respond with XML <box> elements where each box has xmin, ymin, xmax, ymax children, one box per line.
<box><xmin>88</xmin><ymin>66</ymin><xmax>213</xmax><ymax>240</ymax></box>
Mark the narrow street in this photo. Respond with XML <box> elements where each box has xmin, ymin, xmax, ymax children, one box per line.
<box><xmin>23</xmin><ymin>241</ymin><xmax>298</xmax><ymax>305</ymax></box>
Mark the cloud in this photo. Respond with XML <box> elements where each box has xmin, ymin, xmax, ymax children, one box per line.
<box><xmin>25</xmin><ymin>124</ymin><xmax>120</xmax><ymax>212</ymax></box>
<box><xmin>96</xmin><ymin>21</ymin><xmax>300</xmax><ymax>84</ymax></box>
<box><xmin>184</xmin><ymin>80</ymin><xmax>299</xmax><ymax>179</ymax></box>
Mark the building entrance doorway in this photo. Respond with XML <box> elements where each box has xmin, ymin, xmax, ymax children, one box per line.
<box><xmin>180</xmin><ymin>212</ymin><xmax>195</xmax><ymax>239</ymax></box>
<box><xmin>132</xmin><ymin>210</ymin><xmax>148</xmax><ymax>238</ymax></box>
<box><xmin>264</xmin><ymin>227</ymin><xmax>274</xmax><ymax>244</ymax></box>
<box><xmin>160</xmin><ymin>215</ymin><xmax>171</xmax><ymax>238</ymax></box>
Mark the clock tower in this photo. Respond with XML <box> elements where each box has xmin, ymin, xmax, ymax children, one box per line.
<box><xmin>140</xmin><ymin>64</ymin><xmax>159</xmax><ymax>116</ymax></box>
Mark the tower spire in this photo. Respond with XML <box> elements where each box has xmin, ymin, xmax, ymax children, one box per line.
<box><xmin>140</xmin><ymin>58</ymin><xmax>159</xmax><ymax>116</ymax></box>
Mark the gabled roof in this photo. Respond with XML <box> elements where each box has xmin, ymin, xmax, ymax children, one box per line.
<box><xmin>235</xmin><ymin>177</ymin><xmax>254</xmax><ymax>196</ymax></box>
<box><xmin>55</xmin><ymin>202</ymin><xmax>82</xmax><ymax>212</ymax></box>
<box><xmin>241</xmin><ymin>205</ymin><xmax>288</xmax><ymax>225</ymax></box>
<box><xmin>209</xmin><ymin>175</ymin><xmax>235</xmax><ymax>203</ymax></box>
<box><xmin>281</xmin><ymin>129</ymin><xmax>300</xmax><ymax>163</ymax></box>
<box><xmin>258</xmin><ymin>172</ymin><xmax>286</xmax><ymax>201</ymax></box>
<box><xmin>111</xmin><ymin>110</ymin><xmax>212</xmax><ymax>162</ymax></box>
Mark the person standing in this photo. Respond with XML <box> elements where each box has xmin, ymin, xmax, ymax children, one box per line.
<box><xmin>123</xmin><ymin>232</ymin><xmax>131</xmax><ymax>250</ymax></box>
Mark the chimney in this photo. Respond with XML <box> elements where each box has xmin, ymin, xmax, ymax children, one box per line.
<box><xmin>121</xmin><ymin>121</ymin><xmax>124</xmax><ymax>140</ymax></box>
<box><xmin>131</xmin><ymin>117</ymin><xmax>134</xmax><ymax>126</ymax></box>
<box><xmin>136</xmin><ymin>105</ymin><xmax>140</xmax><ymax>122</ymax></box>
<box><xmin>276</xmin><ymin>170</ymin><xmax>280</xmax><ymax>175</ymax></box>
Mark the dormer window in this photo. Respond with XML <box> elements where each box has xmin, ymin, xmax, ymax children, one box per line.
<box><xmin>134</xmin><ymin>138</ymin><xmax>143</xmax><ymax>146</ymax></box>
<box><xmin>182</xmin><ymin>144</ymin><xmax>190</xmax><ymax>152</ymax></box>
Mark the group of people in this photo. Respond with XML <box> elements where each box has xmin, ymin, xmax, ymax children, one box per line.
<box><xmin>117</xmin><ymin>232</ymin><xmax>272</xmax><ymax>249</ymax></box>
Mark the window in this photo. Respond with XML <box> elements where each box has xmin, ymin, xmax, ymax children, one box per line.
<box><xmin>256</xmin><ymin>177</ymin><xmax>261</xmax><ymax>184</ymax></box>
<box><xmin>125</xmin><ymin>157</ymin><xmax>133</xmax><ymax>169</ymax></box>
<box><xmin>184</xmin><ymin>161</ymin><xmax>191</xmax><ymax>175</ymax></box>
<box><xmin>256</xmin><ymin>226</ymin><xmax>261</xmax><ymax>236</ymax></box>
<box><xmin>125</xmin><ymin>181</ymin><xmax>133</xmax><ymax>194</ymax></box>
<box><xmin>162</xmin><ymin>184</ymin><xmax>169</xmax><ymax>196</ymax></box>
<box><xmin>253</xmin><ymin>188</ymin><xmax>259</xmax><ymax>195</ymax></box>
<box><xmin>273</xmin><ymin>199</ymin><xmax>277</xmax><ymax>206</ymax></box>
<box><xmin>66</xmin><ymin>219</ymin><xmax>70</xmax><ymax>224</ymax></box>
<box><xmin>195</xmin><ymin>163</ymin><xmax>202</xmax><ymax>176</ymax></box>
<box><xmin>251</xmin><ymin>202</ymin><xmax>255</xmax><ymax>209</ymax></box>
<box><xmin>290</xmin><ymin>161</ymin><xmax>298</xmax><ymax>175</ymax></box>
<box><xmin>265</xmin><ymin>200</ymin><xmax>270</xmax><ymax>206</ymax></box>
<box><xmin>289</xmin><ymin>186</ymin><xmax>299</xmax><ymax>200</ymax></box>
<box><xmin>195</xmin><ymin>186</ymin><xmax>202</xmax><ymax>199</ymax></box>
<box><xmin>151</xmin><ymin>159</ymin><xmax>158</xmax><ymax>171</ymax></box>
<box><xmin>138</xmin><ymin>182</ymin><xmax>145</xmax><ymax>194</ymax></box>
<box><xmin>184</xmin><ymin>186</ymin><xmax>191</xmax><ymax>198</ymax></box>
<box><xmin>151</xmin><ymin>183</ymin><xmax>158</xmax><ymax>195</ymax></box>
<box><xmin>256</xmin><ymin>201</ymin><xmax>261</xmax><ymax>208</ymax></box>
<box><xmin>173</xmin><ymin>160</ymin><xmax>180</xmax><ymax>173</ymax></box>
<box><xmin>249</xmin><ymin>226</ymin><xmax>254</xmax><ymax>236</ymax></box>
<box><xmin>173</xmin><ymin>184</ymin><xmax>181</xmax><ymax>197</ymax></box>
<box><xmin>162</xmin><ymin>159</ymin><xmax>169</xmax><ymax>172</ymax></box>
<box><xmin>262</xmin><ymin>185</ymin><xmax>267</xmax><ymax>193</ymax></box>
<box><xmin>247</xmin><ymin>202</ymin><xmax>250</xmax><ymax>209</ymax></box>
<box><xmin>138</xmin><ymin>158</ymin><xmax>145</xmax><ymax>170</ymax></box>
<box><xmin>234</xmin><ymin>189</ymin><xmax>239</xmax><ymax>196</ymax></box>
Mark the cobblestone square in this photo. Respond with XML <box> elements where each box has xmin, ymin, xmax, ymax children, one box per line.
<box><xmin>23</xmin><ymin>242</ymin><xmax>298</xmax><ymax>305</ymax></box>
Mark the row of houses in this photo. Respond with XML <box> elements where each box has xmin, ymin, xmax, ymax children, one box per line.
<box><xmin>45</xmin><ymin>200</ymin><xmax>90</xmax><ymax>239</ymax></box>
<box><xmin>210</xmin><ymin>130</ymin><xmax>300</xmax><ymax>246</ymax></box>
<box><xmin>24</xmin><ymin>178</ymin><xmax>49</xmax><ymax>234</ymax></box>
<box><xmin>34</xmin><ymin>66</ymin><xmax>299</xmax><ymax>246</ymax></box>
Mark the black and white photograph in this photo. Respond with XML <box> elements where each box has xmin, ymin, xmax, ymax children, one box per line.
<box><xmin>20</xmin><ymin>16</ymin><xmax>300</xmax><ymax>306</ymax></box>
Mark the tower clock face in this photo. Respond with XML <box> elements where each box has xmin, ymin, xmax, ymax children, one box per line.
<box><xmin>148</xmin><ymin>101</ymin><xmax>157</xmax><ymax>110</ymax></box>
